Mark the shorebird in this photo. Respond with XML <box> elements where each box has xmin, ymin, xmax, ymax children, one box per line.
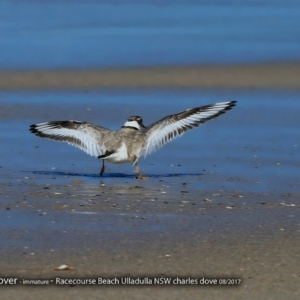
<box><xmin>30</xmin><ymin>101</ymin><xmax>236</xmax><ymax>179</ymax></box>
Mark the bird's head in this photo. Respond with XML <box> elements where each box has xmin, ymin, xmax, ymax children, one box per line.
<box><xmin>122</xmin><ymin>116</ymin><xmax>146</xmax><ymax>130</ymax></box>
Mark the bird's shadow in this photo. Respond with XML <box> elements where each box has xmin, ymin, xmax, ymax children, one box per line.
<box><xmin>30</xmin><ymin>170</ymin><xmax>204</xmax><ymax>179</ymax></box>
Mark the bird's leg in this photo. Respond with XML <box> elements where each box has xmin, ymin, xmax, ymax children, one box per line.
<box><xmin>132</xmin><ymin>157</ymin><xmax>147</xmax><ymax>179</ymax></box>
<box><xmin>100</xmin><ymin>160</ymin><xmax>105</xmax><ymax>176</ymax></box>
<box><xmin>134</xmin><ymin>165</ymin><xmax>147</xmax><ymax>180</ymax></box>
<box><xmin>134</xmin><ymin>165</ymin><xmax>140</xmax><ymax>175</ymax></box>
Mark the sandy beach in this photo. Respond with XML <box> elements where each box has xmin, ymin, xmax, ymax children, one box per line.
<box><xmin>0</xmin><ymin>176</ymin><xmax>299</xmax><ymax>300</ymax></box>
<box><xmin>1</xmin><ymin>177</ymin><xmax>300</xmax><ymax>299</ymax></box>
<box><xmin>0</xmin><ymin>62</ymin><xmax>300</xmax><ymax>299</ymax></box>
<box><xmin>0</xmin><ymin>62</ymin><xmax>300</xmax><ymax>90</ymax></box>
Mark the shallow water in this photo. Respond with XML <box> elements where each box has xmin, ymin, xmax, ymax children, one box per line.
<box><xmin>0</xmin><ymin>0</ymin><xmax>300</xmax><ymax>69</ymax></box>
<box><xmin>0</xmin><ymin>89</ymin><xmax>299</xmax><ymax>250</ymax></box>
<box><xmin>0</xmin><ymin>89</ymin><xmax>299</xmax><ymax>193</ymax></box>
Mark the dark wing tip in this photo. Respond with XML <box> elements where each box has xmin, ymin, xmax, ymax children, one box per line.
<box><xmin>29</xmin><ymin>124</ymin><xmax>39</xmax><ymax>134</ymax></box>
<box><xmin>29</xmin><ymin>124</ymin><xmax>49</xmax><ymax>138</ymax></box>
<box><xmin>29</xmin><ymin>120</ymin><xmax>85</xmax><ymax>135</ymax></box>
<box><xmin>29</xmin><ymin>121</ymin><xmax>87</xmax><ymax>148</ymax></box>
<box><xmin>205</xmin><ymin>100</ymin><xmax>237</xmax><ymax>119</ymax></box>
<box><xmin>228</xmin><ymin>100</ymin><xmax>237</xmax><ymax>107</ymax></box>
<box><xmin>184</xmin><ymin>100</ymin><xmax>237</xmax><ymax>122</ymax></box>
<box><xmin>223</xmin><ymin>100</ymin><xmax>237</xmax><ymax>111</ymax></box>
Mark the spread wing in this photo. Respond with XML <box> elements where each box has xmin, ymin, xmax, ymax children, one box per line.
<box><xmin>29</xmin><ymin>120</ymin><xmax>111</xmax><ymax>157</ymax></box>
<box><xmin>143</xmin><ymin>101</ymin><xmax>236</xmax><ymax>156</ymax></box>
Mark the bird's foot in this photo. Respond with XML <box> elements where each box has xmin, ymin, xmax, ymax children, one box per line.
<box><xmin>136</xmin><ymin>173</ymin><xmax>148</xmax><ymax>180</ymax></box>
<box><xmin>134</xmin><ymin>167</ymin><xmax>147</xmax><ymax>179</ymax></box>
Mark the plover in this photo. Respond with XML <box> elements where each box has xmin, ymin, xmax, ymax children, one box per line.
<box><xmin>30</xmin><ymin>101</ymin><xmax>236</xmax><ymax>178</ymax></box>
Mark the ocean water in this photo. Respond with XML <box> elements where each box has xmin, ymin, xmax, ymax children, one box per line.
<box><xmin>0</xmin><ymin>0</ymin><xmax>299</xmax><ymax>69</ymax></box>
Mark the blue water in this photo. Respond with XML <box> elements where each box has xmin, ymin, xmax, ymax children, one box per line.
<box><xmin>0</xmin><ymin>89</ymin><xmax>299</xmax><ymax>193</ymax></box>
<box><xmin>0</xmin><ymin>89</ymin><xmax>299</xmax><ymax>249</ymax></box>
<box><xmin>0</xmin><ymin>0</ymin><xmax>299</xmax><ymax>69</ymax></box>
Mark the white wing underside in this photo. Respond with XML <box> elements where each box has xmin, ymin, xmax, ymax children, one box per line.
<box><xmin>31</xmin><ymin>122</ymin><xmax>108</xmax><ymax>157</ymax></box>
<box><xmin>143</xmin><ymin>101</ymin><xmax>236</xmax><ymax>157</ymax></box>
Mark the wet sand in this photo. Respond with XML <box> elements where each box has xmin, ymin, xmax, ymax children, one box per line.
<box><xmin>0</xmin><ymin>64</ymin><xmax>300</xmax><ymax>299</ymax></box>
<box><xmin>0</xmin><ymin>62</ymin><xmax>300</xmax><ymax>90</ymax></box>
<box><xmin>0</xmin><ymin>178</ymin><xmax>300</xmax><ymax>300</ymax></box>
